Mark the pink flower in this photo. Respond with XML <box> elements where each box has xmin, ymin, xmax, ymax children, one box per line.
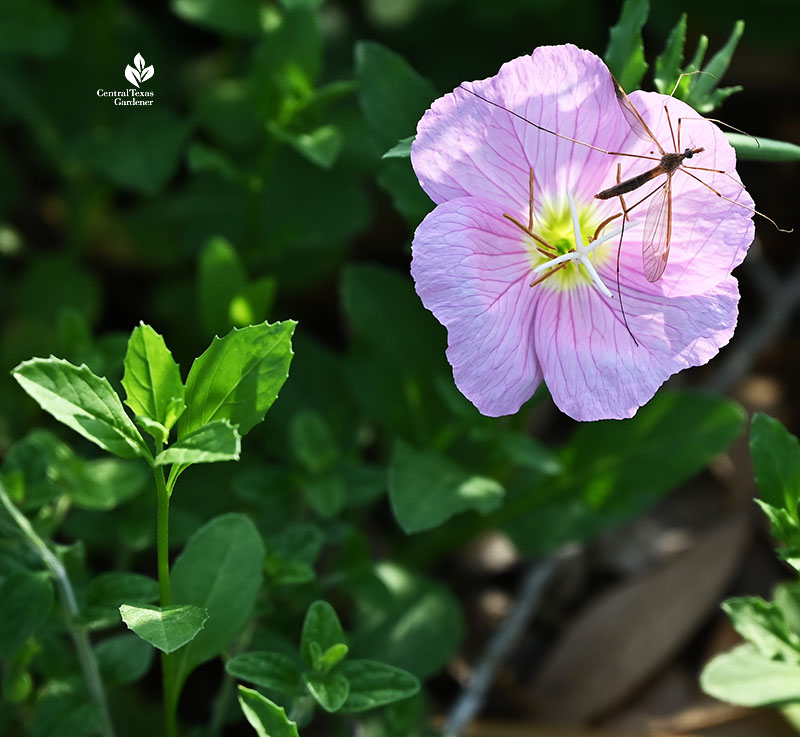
<box><xmin>410</xmin><ymin>44</ymin><xmax>754</xmax><ymax>421</ymax></box>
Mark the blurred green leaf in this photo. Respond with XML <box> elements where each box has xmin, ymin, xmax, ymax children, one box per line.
<box><xmin>728</xmin><ymin>133</ymin><xmax>800</xmax><ymax>162</ymax></box>
<box><xmin>654</xmin><ymin>13</ymin><xmax>686</xmax><ymax>94</ymax></box>
<box><xmin>0</xmin><ymin>572</ymin><xmax>53</xmax><ymax>659</ymax></box>
<box><xmin>290</xmin><ymin>410</ymin><xmax>339</xmax><ymax>475</ymax></box>
<box><xmin>95</xmin><ymin>633</ymin><xmax>154</xmax><ymax>686</ymax></box>
<box><xmin>338</xmin><ymin>659</ymin><xmax>419</xmax><ymax>713</ymax></box>
<box><xmin>603</xmin><ymin>0</ymin><xmax>649</xmax><ymax>91</ymax></box>
<box><xmin>751</xmin><ymin>413</ymin><xmax>800</xmax><ymax>516</ymax></box>
<box><xmin>383</xmin><ymin>136</ymin><xmax>413</xmax><ymax>159</ymax></box>
<box><xmin>171</xmin><ymin>514</ymin><xmax>265</xmax><ymax>690</ymax></box>
<box><xmin>776</xmin><ymin>582</ymin><xmax>800</xmax><ymax>636</ymax></box>
<box><xmin>82</xmin><ymin>572</ymin><xmax>159</xmax><ymax>629</ymax></box>
<box><xmin>12</xmin><ymin>357</ymin><xmax>148</xmax><ymax>460</ymax></box>
<box><xmin>72</xmin><ymin>109</ymin><xmax>189</xmax><ymax>195</ymax></box>
<box><xmin>171</xmin><ymin>0</ymin><xmax>263</xmax><ymax>36</ymax></box>
<box><xmin>389</xmin><ymin>441</ymin><xmax>504</xmax><ymax>533</ymax></box>
<box><xmin>122</xmin><ymin>323</ymin><xmax>186</xmax><ymax>442</ymax></box>
<box><xmin>237</xmin><ymin>686</ymin><xmax>299</xmax><ymax>737</ymax></box>
<box><xmin>230</xmin><ymin>277</ymin><xmax>278</xmax><ymax>328</ymax></box>
<box><xmin>506</xmin><ymin>392</ymin><xmax>745</xmax><ymax>554</ymax></box>
<box><xmin>155</xmin><ymin>420</ymin><xmax>241</xmax><ymax>466</ymax></box>
<box><xmin>268</xmin><ymin>122</ymin><xmax>343</xmax><ymax>169</ymax></box>
<box><xmin>0</xmin><ymin>0</ymin><xmax>70</xmax><ymax>58</ymax></box>
<box><xmin>179</xmin><ymin>321</ymin><xmax>296</xmax><ymax>439</ymax></box>
<box><xmin>702</xmin><ymin>643</ymin><xmax>800</xmax><ymax>706</ymax></box>
<box><xmin>120</xmin><ymin>603</ymin><xmax>208</xmax><ymax>654</ymax></box>
<box><xmin>70</xmin><ymin>457</ymin><xmax>149</xmax><ymax>511</ymax></box>
<box><xmin>198</xmin><ymin>237</ymin><xmax>247</xmax><ymax>337</ymax></box>
<box><xmin>226</xmin><ymin>651</ymin><xmax>301</xmax><ymax>693</ymax></box>
<box><xmin>723</xmin><ymin>597</ymin><xmax>800</xmax><ymax>662</ymax></box>
<box><xmin>303</xmin><ymin>671</ymin><xmax>349</xmax><ymax>712</ymax></box>
<box><xmin>301</xmin><ymin>601</ymin><xmax>346</xmax><ymax>670</ymax></box>
<box><xmin>31</xmin><ymin>683</ymin><xmax>99</xmax><ymax>737</ymax></box>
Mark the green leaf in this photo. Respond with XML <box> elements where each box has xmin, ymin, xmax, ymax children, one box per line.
<box><xmin>338</xmin><ymin>659</ymin><xmax>420</xmax><ymax>713</ymax></box>
<box><xmin>171</xmin><ymin>514</ymin><xmax>265</xmax><ymax>690</ymax></box>
<box><xmin>179</xmin><ymin>321</ymin><xmax>296</xmax><ymax>439</ymax></box>
<box><xmin>198</xmin><ymin>237</ymin><xmax>247</xmax><ymax>337</ymax></box>
<box><xmin>95</xmin><ymin>633</ymin><xmax>154</xmax><ymax>686</ymax></box>
<box><xmin>654</xmin><ymin>13</ymin><xmax>686</xmax><ymax>94</ymax></box>
<box><xmin>119</xmin><ymin>603</ymin><xmax>209</xmax><ymax>654</ymax></box>
<box><xmin>751</xmin><ymin>413</ymin><xmax>800</xmax><ymax>515</ymax></box>
<box><xmin>776</xmin><ymin>582</ymin><xmax>800</xmax><ymax>636</ymax></box>
<box><xmin>701</xmin><ymin>643</ymin><xmax>800</xmax><ymax>707</ymax></box>
<box><xmin>303</xmin><ymin>671</ymin><xmax>349</xmax><ymax>712</ymax></box>
<box><xmin>754</xmin><ymin>500</ymin><xmax>800</xmax><ymax>568</ymax></box>
<box><xmin>301</xmin><ymin>601</ymin><xmax>346</xmax><ymax>670</ymax></box>
<box><xmin>355</xmin><ymin>42</ymin><xmax>437</xmax><ymax>151</ymax></box>
<box><xmin>230</xmin><ymin>277</ymin><xmax>278</xmax><ymax>328</ymax></box>
<box><xmin>0</xmin><ymin>0</ymin><xmax>70</xmax><ymax>57</ymax></box>
<box><xmin>72</xmin><ymin>110</ymin><xmax>189</xmax><ymax>195</ymax></box>
<box><xmin>351</xmin><ymin>563</ymin><xmax>463</xmax><ymax>679</ymax></box>
<box><xmin>154</xmin><ymin>420</ymin><xmax>241</xmax><ymax>466</ymax></box>
<box><xmin>12</xmin><ymin>357</ymin><xmax>147</xmax><ymax>460</ymax></box>
<box><xmin>268</xmin><ymin>123</ymin><xmax>343</xmax><ymax>170</ymax></box>
<box><xmin>70</xmin><ymin>457</ymin><xmax>149</xmax><ymax>510</ymax></box>
<box><xmin>728</xmin><ymin>133</ymin><xmax>800</xmax><ymax>162</ymax></box>
<box><xmin>82</xmin><ymin>572</ymin><xmax>159</xmax><ymax>629</ymax></box>
<box><xmin>604</xmin><ymin>0</ymin><xmax>649</xmax><ymax>91</ymax></box>
<box><xmin>383</xmin><ymin>136</ymin><xmax>413</xmax><ymax>159</ymax></box>
<box><xmin>506</xmin><ymin>392</ymin><xmax>745</xmax><ymax>554</ymax></box>
<box><xmin>31</xmin><ymin>683</ymin><xmax>99</xmax><ymax>737</ymax></box>
<box><xmin>237</xmin><ymin>686</ymin><xmax>300</xmax><ymax>737</ymax></box>
<box><xmin>171</xmin><ymin>0</ymin><xmax>263</xmax><ymax>36</ymax></box>
<box><xmin>226</xmin><ymin>651</ymin><xmax>301</xmax><ymax>693</ymax></box>
<box><xmin>0</xmin><ymin>572</ymin><xmax>54</xmax><ymax>658</ymax></box>
<box><xmin>122</xmin><ymin>323</ymin><xmax>185</xmax><ymax>440</ymax></box>
<box><xmin>389</xmin><ymin>441</ymin><xmax>504</xmax><ymax>533</ymax></box>
<box><xmin>319</xmin><ymin>643</ymin><xmax>349</xmax><ymax>672</ymax></box>
<box><xmin>289</xmin><ymin>410</ymin><xmax>339</xmax><ymax>474</ymax></box>
<box><xmin>685</xmin><ymin>20</ymin><xmax>745</xmax><ymax>113</ymax></box>
<box><xmin>723</xmin><ymin>597</ymin><xmax>800</xmax><ymax>662</ymax></box>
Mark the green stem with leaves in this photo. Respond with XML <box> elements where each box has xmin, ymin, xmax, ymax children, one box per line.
<box><xmin>0</xmin><ymin>486</ymin><xmax>116</xmax><ymax>737</ymax></box>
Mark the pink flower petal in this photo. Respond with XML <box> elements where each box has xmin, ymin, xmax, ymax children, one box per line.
<box><xmin>411</xmin><ymin>197</ymin><xmax>543</xmax><ymax>416</ymax></box>
<box><xmin>535</xmin><ymin>276</ymin><xmax>740</xmax><ymax>421</ymax></box>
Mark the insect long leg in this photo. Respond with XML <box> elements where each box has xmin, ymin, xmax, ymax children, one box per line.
<box><xmin>665</xmin><ymin>106</ymin><xmax>678</xmax><ymax>152</ymax></box>
<box><xmin>615</xmin><ymin>163</ymin><xmax>630</xmax><ymax>222</ymax></box>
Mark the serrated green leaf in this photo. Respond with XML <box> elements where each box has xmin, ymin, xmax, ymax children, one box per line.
<box><xmin>750</xmin><ymin>413</ymin><xmax>800</xmax><ymax>515</ymax></box>
<box><xmin>654</xmin><ymin>13</ymin><xmax>686</xmax><ymax>94</ymax></box>
<box><xmin>338</xmin><ymin>659</ymin><xmax>420</xmax><ymax>713</ymax></box>
<box><xmin>304</xmin><ymin>671</ymin><xmax>349</xmax><ymax>712</ymax></box>
<box><xmin>382</xmin><ymin>136</ymin><xmax>413</xmax><ymax>159</ymax></box>
<box><xmin>685</xmin><ymin>20</ymin><xmax>744</xmax><ymax>112</ymax></box>
<box><xmin>701</xmin><ymin>643</ymin><xmax>800</xmax><ymax>706</ymax></box>
<box><xmin>237</xmin><ymin>686</ymin><xmax>300</xmax><ymax>737</ymax></box>
<box><xmin>723</xmin><ymin>597</ymin><xmax>800</xmax><ymax>662</ymax></box>
<box><xmin>122</xmin><ymin>323</ymin><xmax>185</xmax><ymax>437</ymax></box>
<box><xmin>389</xmin><ymin>441</ymin><xmax>504</xmax><ymax>534</ymax></box>
<box><xmin>301</xmin><ymin>601</ymin><xmax>346</xmax><ymax>670</ymax></box>
<box><xmin>728</xmin><ymin>133</ymin><xmax>800</xmax><ymax>162</ymax></box>
<box><xmin>604</xmin><ymin>0</ymin><xmax>649</xmax><ymax>91</ymax></box>
<box><xmin>226</xmin><ymin>651</ymin><xmax>301</xmax><ymax>693</ymax></box>
<box><xmin>179</xmin><ymin>321</ymin><xmax>295</xmax><ymax>439</ymax></box>
<box><xmin>119</xmin><ymin>603</ymin><xmax>209</xmax><ymax>654</ymax></box>
<box><xmin>12</xmin><ymin>357</ymin><xmax>147</xmax><ymax>460</ymax></box>
<box><xmin>95</xmin><ymin>633</ymin><xmax>154</xmax><ymax>686</ymax></box>
<box><xmin>154</xmin><ymin>420</ymin><xmax>241</xmax><ymax>466</ymax></box>
<box><xmin>754</xmin><ymin>500</ymin><xmax>800</xmax><ymax>567</ymax></box>
<box><xmin>171</xmin><ymin>514</ymin><xmax>265</xmax><ymax>690</ymax></box>
<box><xmin>0</xmin><ymin>572</ymin><xmax>54</xmax><ymax>659</ymax></box>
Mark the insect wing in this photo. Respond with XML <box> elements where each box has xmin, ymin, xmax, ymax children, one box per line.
<box><xmin>641</xmin><ymin>177</ymin><xmax>672</xmax><ymax>282</ymax></box>
<box><xmin>611</xmin><ymin>76</ymin><xmax>666</xmax><ymax>156</ymax></box>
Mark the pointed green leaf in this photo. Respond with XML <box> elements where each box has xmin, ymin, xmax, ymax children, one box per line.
<box><xmin>701</xmin><ymin>643</ymin><xmax>800</xmax><ymax>706</ymax></box>
<box><xmin>338</xmin><ymin>659</ymin><xmax>420</xmax><ymax>712</ymax></box>
<box><xmin>122</xmin><ymin>323</ymin><xmax>185</xmax><ymax>437</ymax></box>
<box><xmin>754</xmin><ymin>500</ymin><xmax>800</xmax><ymax>568</ymax></box>
<box><xmin>301</xmin><ymin>601</ymin><xmax>345</xmax><ymax>670</ymax></box>
<box><xmin>237</xmin><ymin>686</ymin><xmax>299</xmax><ymax>737</ymax></box>
<box><xmin>728</xmin><ymin>133</ymin><xmax>800</xmax><ymax>162</ymax></box>
<box><xmin>268</xmin><ymin>122</ymin><xmax>343</xmax><ymax>170</ymax></box>
<box><xmin>303</xmin><ymin>671</ymin><xmax>349</xmax><ymax>712</ymax></box>
<box><xmin>686</xmin><ymin>20</ymin><xmax>744</xmax><ymax>112</ymax></box>
<box><xmin>154</xmin><ymin>420</ymin><xmax>241</xmax><ymax>466</ymax></box>
<box><xmin>12</xmin><ymin>357</ymin><xmax>147</xmax><ymax>460</ymax></box>
<box><xmin>389</xmin><ymin>441</ymin><xmax>504</xmax><ymax>534</ymax></box>
<box><xmin>604</xmin><ymin>0</ymin><xmax>649</xmax><ymax>91</ymax></box>
<box><xmin>654</xmin><ymin>13</ymin><xmax>686</xmax><ymax>94</ymax></box>
<box><xmin>0</xmin><ymin>572</ymin><xmax>54</xmax><ymax>658</ymax></box>
<box><xmin>751</xmin><ymin>413</ymin><xmax>800</xmax><ymax>515</ymax></box>
<box><xmin>226</xmin><ymin>651</ymin><xmax>301</xmax><ymax>693</ymax></box>
<box><xmin>686</xmin><ymin>34</ymin><xmax>708</xmax><ymax>75</ymax></box>
<box><xmin>319</xmin><ymin>643</ymin><xmax>349</xmax><ymax>672</ymax></box>
<box><xmin>179</xmin><ymin>321</ymin><xmax>296</xmax><ymax>439</ymax></box>
<box><xmin>723</xmin><ymin>597</ymin><xmax>800</xmax><ymax>662</ymax></box>
<box><xmin>171</xmin><ymin>514</ymin><xmax>265</xmax><ymax>689</ymax></box>
<box><xmin>382</xmin><ymin>136</ymin><xmax>413</xmax><ymax>159</ymax></box>
<box><xmin>119</xmin><ymin>603</ymin><xmax>209</xmax><ymax>654</ymax></box>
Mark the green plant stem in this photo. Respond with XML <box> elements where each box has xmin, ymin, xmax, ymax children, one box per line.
<box><xmin>153</xmin><ymin>461</ymin><xmax>178</xmax><ymax>737</ymax></box>
<box><xmin>0</xmin><ymin>487</ymin><xmax>116</xmax><ymax>737</ymax></box>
